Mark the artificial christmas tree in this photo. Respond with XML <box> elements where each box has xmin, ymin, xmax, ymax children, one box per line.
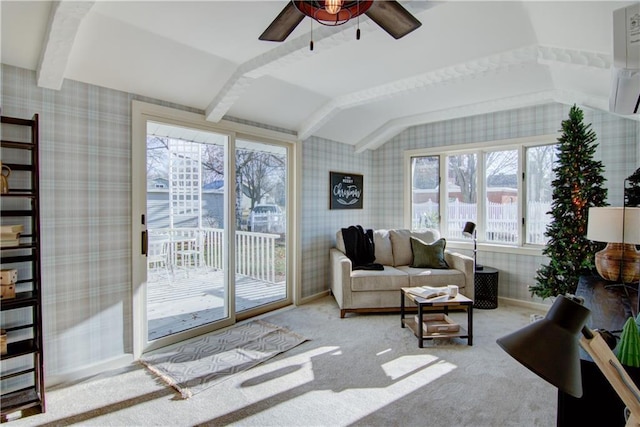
<box><xmin>530</xmin><ymin>105</ymin><xmax>608</xmax><ymax>299</ymax></box>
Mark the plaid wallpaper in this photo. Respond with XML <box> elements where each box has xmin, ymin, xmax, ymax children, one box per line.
<box><xmin>367</xmin><ymin>104</ymin><xmax>639</xmax><ymax>304</ymax></box>
<box><xmin>2</xmin><ymin>63</ymin><xmax>639</xmax><ymax>379</ymax></box>
<box><xmin>301</xmin><ymin>104</ymin><xmax>639</xmax><ymax>302</ymax></box>
<box><xmin>2</xmin><ymin>65</ymin><xmax>133</xmax><ymax>375</ymax></box>
<box><xmin>301</xmin><ymin>138</ymin><xmax>374</xmax><ymax>296</ymax></box>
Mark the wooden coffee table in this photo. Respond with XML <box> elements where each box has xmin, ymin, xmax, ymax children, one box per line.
<box><xmin>400</xmin><ymin>288</ymin><xmax>473</xmax><ymax>347</ymax></box>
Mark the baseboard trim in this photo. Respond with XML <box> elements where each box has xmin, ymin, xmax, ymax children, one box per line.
<box><xmin>46</xmin><ymin>354</ymin><xmax>135</xmax><ymax>388</ymax></box>
<box><xmin>499</xmin><ymin>296</ymin><xmax>551</xmax><ymax>312</ymax></box>
<box><xmin>299</xmin><ymin>289</ymin><xmax>331</xmax><ymax>305</ymax></box>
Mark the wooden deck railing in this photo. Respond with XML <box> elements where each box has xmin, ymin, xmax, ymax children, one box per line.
<box><xmin>148</xmin><ymin>228</ymin><xmax>280</xmax><ymax>283</ymax></box>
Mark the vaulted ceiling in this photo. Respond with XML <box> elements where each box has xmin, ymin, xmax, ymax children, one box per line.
<box><xmin>2</xmin><ymin>1</ymin><xmax>636</xmax><ymax>151</ymax></box>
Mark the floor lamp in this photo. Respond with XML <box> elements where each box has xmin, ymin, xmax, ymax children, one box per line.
<box><xmin>587</xmin><ymin>207</ymin><xmax>640</xmax><ymax>286</ymax></box>
<box><xmin>463</xmin><ymin>221</ymin><xmax>483</xmax><ymax>271</ymax></box>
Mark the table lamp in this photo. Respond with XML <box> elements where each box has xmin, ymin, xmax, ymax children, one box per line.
<box><xmin>497</xmin><ymin>295</ymin><xmax>640</xmax><ymax>426</ymax></box>
<box><xmin>587</xmin><ymin>207</ymin><xmax>640</xmax><ymax>284</ymax></box>
<box><xmin>462</xmin><ymin>221</ymin><xmax>483</xmax><ymax>271</ymax></box>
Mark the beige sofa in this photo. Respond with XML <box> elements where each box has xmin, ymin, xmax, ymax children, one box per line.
<box><xmin>330</xmin><ymin>228</ymin><xmax>474</xmax><ymax>318</ymax></box>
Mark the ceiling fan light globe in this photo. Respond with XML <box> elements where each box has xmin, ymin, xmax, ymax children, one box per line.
<box><xmin>324</xmin><ymin>0</ymin><xmax>343</xmax><ymax>15</ymax></box>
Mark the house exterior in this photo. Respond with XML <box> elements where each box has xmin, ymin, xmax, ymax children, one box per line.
<box><xmin>147</xmin><ymin>179</ymin><xmax>225</xmax><ymax>229</ymax></box>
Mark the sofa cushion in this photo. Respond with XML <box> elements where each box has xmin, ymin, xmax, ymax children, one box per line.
<box><xmin>373</xmin><ymin>229</ymin><xmax>393</xmax><ymax>266</ymax></box>
<box><xmin>396</xmin><ymin>266</ymin><xmax>466</xmax><ymax>288</ymax></box>
<box><xmin>389</xmin><ymin>229</ymin><xmax>440</xmax><ymax>266</ymax></box>
<box><xmin>410</xmin><ymin>237</ymin><xmax>449</xmax><ymax>269</ymax></box>
<box><xmin>337</xmin><ymin>229</ymin><xmax>394</xmax><ymax>266</ymax></box>
<box><xmin>350</xmin><ymin>266</ymin><xmax>409</xmax><ymax>291</ymax></box>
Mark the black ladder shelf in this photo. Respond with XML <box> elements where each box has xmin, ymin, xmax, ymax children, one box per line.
<box><xmin>0</xmin><ymin>114</ymin><xmax>45</xmax><ymax>422</ymax></box>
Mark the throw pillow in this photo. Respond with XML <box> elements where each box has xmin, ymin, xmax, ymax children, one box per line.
<box><xmin>389</xmin><ymin>229</ymin><xmax>412</xmax><ymax>266</ymax></box>
<box><xmin>410</xmin><ymin>237</ymin><xmax>449</xmax><ymax>269</ymax></box>
<box><xmin>373</xmin><ymin>229</ymin><xmax>394</xmax><ymax>266</ymax></box>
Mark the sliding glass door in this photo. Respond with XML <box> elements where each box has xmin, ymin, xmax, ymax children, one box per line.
<box><xmin>131</xmin><ymin>104</ymin><xmax>293</xmax><ymax>355</ymax></box>
<box><xmin>145</xmin><ymin>122</ymin><xmax>231</xmax><ymax>341</ymax></box>
<box><xmin>234</xmin><ymin>139</ymin><xmax>287</xmax><ymax>315</ymax></box>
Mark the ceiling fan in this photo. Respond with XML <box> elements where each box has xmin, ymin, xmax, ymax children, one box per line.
<box><xmin>259</xmin><ymin>1</ymin><xmax>422</xmax><ymax>42</ymax></box>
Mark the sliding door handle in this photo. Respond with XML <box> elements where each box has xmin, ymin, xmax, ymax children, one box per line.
<box><xmin>142</xmin><ymin>230</ymin><xmax>148</xmax><ymax>256</ymax></box>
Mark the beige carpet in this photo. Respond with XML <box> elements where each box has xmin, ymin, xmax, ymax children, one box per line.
<box><xmin>8</xmin><ymin>296</ymin><xmax>555</xmax><ymax>426</ymax></box>
<box><xmin>140</xmin><ymin>320</ymin><xmax>308</xmax><ymax>398</ymax></box>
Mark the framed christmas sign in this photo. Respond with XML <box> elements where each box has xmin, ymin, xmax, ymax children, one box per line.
<box><xmin>329</xmin><ymin>171</ymin><xmax>363</xmax><ymax>209</ymax></box>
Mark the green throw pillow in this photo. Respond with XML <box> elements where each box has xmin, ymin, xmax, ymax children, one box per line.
<box><xmin>410</xmin><ymin>237</ymin><xmax>449</xmax><ymax>269</ymax></box>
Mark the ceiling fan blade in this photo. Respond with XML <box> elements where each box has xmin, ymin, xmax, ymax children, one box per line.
<box><xmin>259</xmin><ymin>2</ymin><xmax>305</xmax><ymax>42</ymax></box>
<box><xmin>365</xmin><ymin>0</ymin><xmax>422</xmax><ymax>39</ymax></box>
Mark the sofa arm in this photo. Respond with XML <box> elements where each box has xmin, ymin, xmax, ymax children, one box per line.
<box><xmin>445</xmin><ymin>251</ymin><xmax>475</xmax><ymax>300</ymax></box>
<box><xmin>330</xmin><ymin>248</ymin><xmax>353</xmax><ymax>313</ymax></box>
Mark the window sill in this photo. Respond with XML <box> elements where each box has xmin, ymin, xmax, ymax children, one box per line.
<box><xmin>446</xmin><ymin>241</ymin><xmax>545</xmax><ymax>257</ymax></box>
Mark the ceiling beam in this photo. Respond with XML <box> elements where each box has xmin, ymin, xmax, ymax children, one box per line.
<box><xmin>301</xmin><ymin>45</ymin><xmax>613</xmax><ymax>144</ymax></box>
<box><xmin>204</xmin><ymin>1</ymin><xmax>434</xmax><ymax>124</ymax></box>
<box><xmin>298</xmin><ymin>46</ymin><xmax>541</xmax><ymax>141</ymax></box>
<box><xmin>37</xmin><ymin>1</ymin><xmax>95</xmax><ymax>90</ymax></box>
<box><xmin>205</xmin><ymin>18</ymin><xmax>381</xmax><ymax>123</ymax></box>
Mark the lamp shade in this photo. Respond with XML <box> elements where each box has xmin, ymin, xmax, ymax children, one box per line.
<box><xmin>587</xmin><ymin>207</ymin><xmax>640</xmax><ymax>244</ymax></box>
<box><xmin>462</xmin><ymin>221</ymin><xmax>476</xmax><ymax>238</ymax></box>
<box><xmin>496</xmin><ymin>295</ymin><xmax>591</xmax><ymax>398</ymax></box>
<box><xmin>625</xmin><ymin>207</ymin><xmax>640</xmax><ymax>245</ymax></box>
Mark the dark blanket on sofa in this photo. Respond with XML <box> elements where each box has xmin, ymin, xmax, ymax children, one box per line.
<box><xmin>341</xmin><ymin>225</ymin><xmax>384</xmax><ymax>271</ymax></box>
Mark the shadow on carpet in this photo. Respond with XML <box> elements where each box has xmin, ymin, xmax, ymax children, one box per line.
<box><xmin>140</xmin><ymin>320</ymin><xmax>308</xmax><ymax>398</ymax></box>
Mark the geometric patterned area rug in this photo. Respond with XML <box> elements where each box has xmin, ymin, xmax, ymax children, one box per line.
<box><xmin>140</xmin><ymin>320</ymin><xmax>308</xmax><ymax>399</ymax></box>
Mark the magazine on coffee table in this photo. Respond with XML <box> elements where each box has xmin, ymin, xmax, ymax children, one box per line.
<box><xmin>406</xmin><ymin>286</ymin><xmax>451</xmax><ymax>302</ymax></box>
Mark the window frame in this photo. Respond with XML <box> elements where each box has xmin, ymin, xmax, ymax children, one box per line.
<box><xmin>404</xmin><ymin>134</ymin><xmax>559</xmax><ymax>255</ymax></box>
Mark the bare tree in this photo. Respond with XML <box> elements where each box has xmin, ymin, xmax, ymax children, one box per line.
<box><xmin>145</xmin><ymin>138</ymin><xmax>286</xmax><ymax>228</ymax></box>
<box><xmin>146</xmin><ymin>136</ymin><xmax>169</xmax><ymax>179</ymax></box>
<box><xmin>200</xmin><ymin>144</ymin><xmax>285</xmax><ymax>227</ymax></box>
<box><xmin>449</xmin><ymin>150</ymin><xmax>521</xmax><ymax>202</ymax></box>
<box><xmin>201</xmin><ymin>146</ymin><xmax>284</xmax><ymax>207</ymax></box>
<box><xmin>526</xmin><ymin>145</ymin><xmax>557</xmax><ymax>202</ymax></box>
<box><xmin>449</xmin><ymin>154</ymin><xmax>477</xmax><ymax>203</ymax></box>
<box><xmin>200</xmin><ymin>144</ymin><xmax>225</xmax><ymax>182</ymax></box>
<box><xmin>412</xmin><ymin>156</ymin><xmax>439</xmax><ymax>189</ymax></box>
<box><xmin>486</xmin><ymin>150</ymin><xmax>518</xmax><ymax>182</ymax></box>
<box><xmin>239</xmin><ymin>151</ymin><xmax>284</xmax><ymax>209</ymax></box>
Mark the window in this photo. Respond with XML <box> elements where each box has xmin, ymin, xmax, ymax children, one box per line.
<box><xmin>410</xmin><ymin>155</ymin><xmax>440</xmax><ymax>230</ymax></box>
<box><xmin>446</xmin><ymin>153</ymin><xmax>477</xmax><ymax>239</ymax></box>
<box><xmin>406</xmin><ymin>136</ymin><xmax>558</xmax><ymax>247</ymax></box>
<box><xmin>485</xmin><ymin>149</ymin><xmax>518</xmax><ymax>244</ymax></box>
<box><xmin>525</xmin><ymin>145</ymin><xmax>557</xmax><ymax>244</ymax></box>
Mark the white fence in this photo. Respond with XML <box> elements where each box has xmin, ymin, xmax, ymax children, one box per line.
<box><xmin>412</xmin><ymin>200</ymin><xmax>551</xmax><ymax>244</ymax></box>
<box><xmin>148</xmin><ymin>227</ymin><xmax>280</xmax><ymax>283</ymax></box>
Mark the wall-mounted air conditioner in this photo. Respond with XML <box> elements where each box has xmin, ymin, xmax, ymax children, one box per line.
<box><xmin>610</xmin><ymin>3</ymin><xmax>640</xmax><ymax>115</ymax></box>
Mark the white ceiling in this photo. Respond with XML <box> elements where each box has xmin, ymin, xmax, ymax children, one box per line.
<box><xmin>2</xmin><ymin>1</ymin><xmax>637</xmax><ymax>151</ymax></box>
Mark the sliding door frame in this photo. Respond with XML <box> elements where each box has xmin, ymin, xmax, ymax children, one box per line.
<box><xmin>131</xmin><ymin>101</ymin><xmax>299</xmax><ymax>358</ymax></box>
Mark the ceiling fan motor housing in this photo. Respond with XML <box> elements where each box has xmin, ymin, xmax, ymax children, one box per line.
<box><xmin>293</xmin><ymin>1</ymin><xmax>374</xmax><ymax>26</ymax></box>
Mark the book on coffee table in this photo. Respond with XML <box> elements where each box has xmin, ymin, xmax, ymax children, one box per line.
<box><xmin>406</xmin><ymin>286</ymin><xmax>451</xmax><ymax>302</ymax></box>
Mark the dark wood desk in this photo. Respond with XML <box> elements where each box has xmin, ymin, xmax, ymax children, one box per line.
<box><xmin>557</xmin><ymin>274</ymin><xmax>640</xmax><ymax>427</ymax></box>
<box><xmin>575</xmin><ymin>274</ymin><xmax>637</xmax><ymax>332</ymax></box>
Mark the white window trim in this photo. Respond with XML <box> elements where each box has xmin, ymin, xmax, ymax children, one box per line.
<box><xmin>404</xmin><ymin>133</ymin><xmax>560</xmax><ymax>255</ymax></box>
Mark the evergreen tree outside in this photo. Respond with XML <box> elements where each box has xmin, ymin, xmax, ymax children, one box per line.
<box><xmin>530</xmin><ymin>105</ymin><xmax>608</xmax><ymax>299</ymax></box>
